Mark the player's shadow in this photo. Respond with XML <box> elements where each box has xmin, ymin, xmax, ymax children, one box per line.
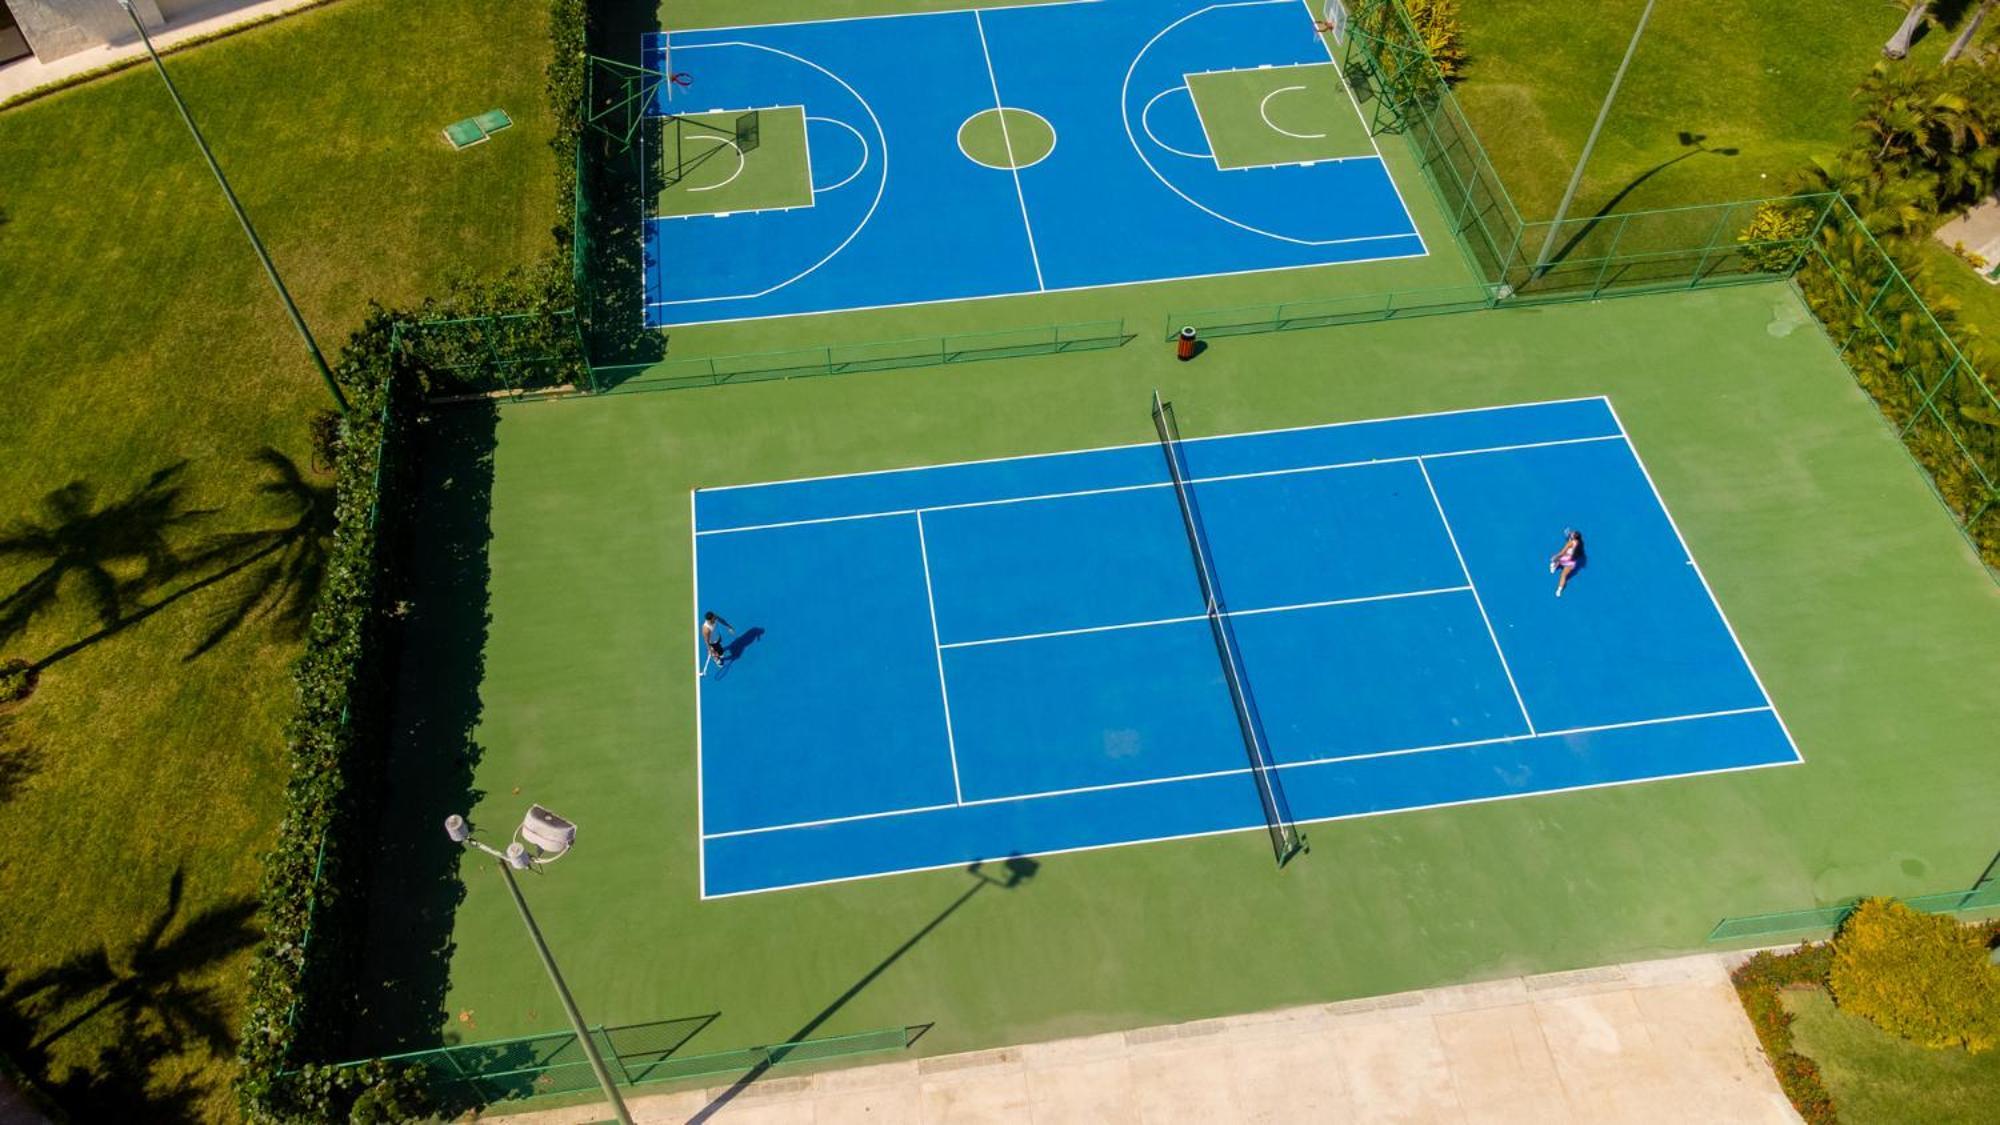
<box><xmin>705</xmin><ymin>627</ymin><xmax>765</xmax><ymax>681</ymax></box>
<box><xmin>726</xmin><ymin>626</ymin><xmax>764</xmax><ymax>661</ymax></box>
<box><xmin>688</xmin><ymin>857</ymin><xmax>1039</xmax><ymax>1122</ymax></box>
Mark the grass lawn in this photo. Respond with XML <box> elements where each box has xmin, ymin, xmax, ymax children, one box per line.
<box><xmin>1912</xmin><ymin>236</ymin><xmax>2000</xmax><ymax>345</ymax></box>
<box><xmin>1783</xmin><ymin>987</ymin><xmax>2000</xmax><ymax>1124</ymax></box>
<box><xmin>0</xmin><ymin>0</ymin><xmax>555</xmax><ymax>1117</ymax></box>
<box><xmin>1452</xmin><ymin>0</ymin><xmax>1955</xmax><ymax>217</ymax></box>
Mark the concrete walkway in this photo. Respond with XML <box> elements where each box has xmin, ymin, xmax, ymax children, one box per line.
<box><xmin>0</xmin><ymin>0</ymin><xmax>326</xmax><ymax>104</ymax></box>
<box><xmin>495</xmin><ymin>952</ymin><xmax>1797</xmax><ymax>1124</ymax></box>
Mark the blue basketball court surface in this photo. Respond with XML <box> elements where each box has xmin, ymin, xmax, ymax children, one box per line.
<box><xmin>643</xmin><ymin>0</ymin><xmax>1424</xmax><ymax>327</ymax></box>
<box><xmin>691</xmin><ymin>398</ymin><xmax>1801</xmax><ymax>898</ymax></box>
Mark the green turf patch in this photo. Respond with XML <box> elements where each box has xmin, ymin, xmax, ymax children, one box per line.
<box><xmin>654</xmin><ymin>105</ymin><xmax>812</xmax><ymax>218</ymax></box>
<box><xmin>957</xmin><ymin>107</ymin><xmax>1055</xmax><ymax>170</ymax></box>
<box><xmin>1784</xmin><ymin>987</ymin><xmax>2000</xmax><ymax>1124</ymax></box>
<box><xmin>1186</xmin><ymin>62</ymin><xmax>1372</xmax><ymax>170</ymax></box>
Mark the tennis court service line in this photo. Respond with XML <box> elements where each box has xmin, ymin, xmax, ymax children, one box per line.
<box><xmin>696</xmin><ymin>397</ymin><xmax>1613</xmax><ymax>493</ymax></box>
<box><xmin>1416</xmin><ymin>458</ymin><xmax>1537</xmax><ymax>737</ymax></box>
<box><xmin>914</xmin><ymin>512</ymin><xmax>966</xmax><ymax>804</ymax></box>
<box><xmin>700</xmin><ymin>704</ymin><xmax>1779</xmax><ymax>840</ymax></box>
<box><xmin>937</xmin><ymin>584</ymin><xmax>1469</xmax><ymax>649</ymax></box>
<box><xmin>694</xmin><ymin>433</ymin><xmax>1627</xmax><ymax>537</ymax></box>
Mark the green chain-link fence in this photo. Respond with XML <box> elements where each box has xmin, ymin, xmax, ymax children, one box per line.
<box><xmin>304</xmin><ymin>1019</ymin><xmax>918</xmax><ymax>1113</ymax></box>
<box><xmin>1338</xmin><ymin>0</ymin><xmax>1831</xmax><ymax>304</ymax></box>
<box><xmin>1708</xmin><ymin>874</ymin><xmax>2000</xmax><ymax>943</ymax></box>
<box><xmin>592</xmin><ymin>319</ymin><xmax>1131</xmax><ymax>392</ymax></box>
<box><xmin>1796</xmin><ymin>197</ymin><xmax>2000</xmax><ymax>573</ymax></box>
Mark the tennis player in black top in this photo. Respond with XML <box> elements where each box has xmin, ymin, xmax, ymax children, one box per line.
<box><xmin>701</xmin><ymin>611</ymin><xmax>734</xmax><ymax>669</ymax></box>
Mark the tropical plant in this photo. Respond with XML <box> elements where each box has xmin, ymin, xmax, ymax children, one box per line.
<box><xmin>1737</xmin><ymin>202</ymin><xmax>1813</xmax><ymax>271</ymax></box>
<box><xmin>1406</xmin><ymin>0</ymin><xmax>1467</xmax><ymax>78</ymax></box>
<box><xmin>181</xmin><ymin>449</ymin><xmax>336</xmax><ymax>660</ymax></box>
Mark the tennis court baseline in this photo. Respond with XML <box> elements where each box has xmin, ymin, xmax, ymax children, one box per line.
<box><xmin>691</xmin><ymin>398</ymin><xmax>1800</xmax><ymax>897</ymax></box>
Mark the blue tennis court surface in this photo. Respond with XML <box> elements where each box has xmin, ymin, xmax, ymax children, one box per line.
<box><xmin>643</xmin><ymin>0</ymin><xmax>1424</xmax><ymax>327</ymax></box>
<box><xmin>691</xmin><ymin>398</ymin><xmax>1800</xmax><ymax>898</ymax></box>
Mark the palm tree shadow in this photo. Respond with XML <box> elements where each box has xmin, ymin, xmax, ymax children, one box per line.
<box><xmin>0</xmin><ymin>463</ymin><xmax>211</xmax><ymax>650</ymax></box>
<box><xmin>8</xmin><ymin>451</ymin><xmax>336</xmax><ymax>673</ymax></box>
<box><xmin>0</xmin><ymin>867</ymin><xmax>261</xmax><ymax>1122</ymax></box>
<box><xmin>179</xmin><ymin>448</ymin><xmax>336</xmax><ymax>661</ymax></box>
<box><xmin>0</xmin><ymin>714</ymin><xmax>37</xmax><ymax>806</ymax></box>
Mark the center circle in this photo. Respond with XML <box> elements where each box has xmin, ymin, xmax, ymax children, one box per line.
<box><xmin>956</xmin><ymin>107</ymin><xmax>1056</xmax><ymax>170</ymax></box>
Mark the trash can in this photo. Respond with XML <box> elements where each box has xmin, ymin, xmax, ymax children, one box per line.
<box><xmin>1176</xmin><ymin>325</ymin><xmax>1198</xmax><ymax>361</ymax></box>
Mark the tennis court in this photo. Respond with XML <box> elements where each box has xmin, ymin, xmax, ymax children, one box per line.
<box><xmin>693</xmin><ymin>397</ymin><xmax>1799</xmax><ymax>897</ymax></box>
<box><xmin>641</xmin><ymin>0</ymin><xmax>1423</xmax><ymax>327</ymax></box>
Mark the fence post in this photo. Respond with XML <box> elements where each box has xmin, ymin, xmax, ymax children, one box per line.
<box><xmin>1686</xmin><ymin>205</ymin><xmax>1735</xmax><ymax>289</ymax></box>
<box><xmin>1588</xmin><ymin>214</ymin><xmax>1629</xmax><ymax>298</ymax></box>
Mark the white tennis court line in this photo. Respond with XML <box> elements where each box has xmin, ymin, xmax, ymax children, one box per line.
<box><xmin>939</xmin><ymin>585</ymin><xmax>1469</xmax><ymax>650</ymax></box>
<box><xmin>914</xmin><ymin>511</ymin><xmax>966</xmax><ymax>803</ymax></box>
<box><xmin>701</xmin><ymin>704</ymin><xmax>1779</xmax><ymax>841</ymax></box>
<box><xmin>698</xmin><ymin>753</ymin><xmax>1798</xmax><ymax>899</ymax></box>
<box><xmin>1602</xmin><ymin>398</ymin><xmax>1805</xmax><ymax>763</ymax></box>
<box><xmin>689</xmin><ymin>488</ymin><xmax>708</xmax><ymax>896</ymax></box>
<box><xmin>1416</xmin><ymin>457</ymin><xmax>1536</xmax><ymax>737</ymax></box>
<box><xmin>697</xmin><ymin>395</ymin><xmax>1613</xmax><ymax>495</ymax></box>
<box><xmin>695</xmin><ymin>433</ymin><xmax>1624</xmax><ymax>536</ymax></box>
<box><xmin>973</xmin><ymin>9</ymin><xmax>1047</xmax><ymax>291</ymax></box>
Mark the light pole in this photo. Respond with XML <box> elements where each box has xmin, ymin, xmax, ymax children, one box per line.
<box><xmin>1521</xmin><ymin>0</ymin><xmax>1657</xmax><ymax>287</ymax></box>
<box><xmin>446</xmin><ymin>806</ymin><xmax>634</xmax><ymax>1125</ymax></box>
<box><xmin>116</xmin><ymin>0</ymin><xmax>349</xmax><ymax>413</ymax></box>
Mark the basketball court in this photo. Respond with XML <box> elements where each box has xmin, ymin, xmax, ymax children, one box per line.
<box><xmin>641</xmin><ymin>0</ymin><xmax>1424</xmax><ymax>327</ymax></box>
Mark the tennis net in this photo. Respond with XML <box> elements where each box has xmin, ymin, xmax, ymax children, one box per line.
<box><xmin>1150</xmin><ymin>392</ymin><xmax>1303</xmax><ymax>866</ymax></box>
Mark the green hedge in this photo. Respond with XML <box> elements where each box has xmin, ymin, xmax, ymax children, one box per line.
<box><xmin>233</xmin><ymin>308</ymin><xmax>419</xmax><ymax>1123</ymax></box>
<box><xmin>233</xmin><ymin>0</ymin><xmax>592</xmax><ymax>1120</ymax></box>
<box><xmin>1731</xmin><ymin>943</ymin><xmax>1839</xmax><ymax>1124</ymax></box>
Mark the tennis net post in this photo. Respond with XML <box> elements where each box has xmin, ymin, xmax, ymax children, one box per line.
<box><xmin>1150</xmin><ymin>391</ymin><xmax>1304</xmax><ymax>867</ymax></box>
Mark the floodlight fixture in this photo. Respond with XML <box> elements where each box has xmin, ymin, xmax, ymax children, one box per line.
<box><xmin>520</xmin><ymin>804</ymin><xmax>577</xmax><ymax>861</ymax></box>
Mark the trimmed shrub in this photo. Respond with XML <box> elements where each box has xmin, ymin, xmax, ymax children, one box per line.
<box><xmin>1731</xmin><ymin>943</ymin><xmax>1838</xmax><ymax>1125</ymax></box>
<box><xmin>1829</xmin><ymin>897</ymin><xmax>2000</xmax><ymax>1051</ymax></box>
